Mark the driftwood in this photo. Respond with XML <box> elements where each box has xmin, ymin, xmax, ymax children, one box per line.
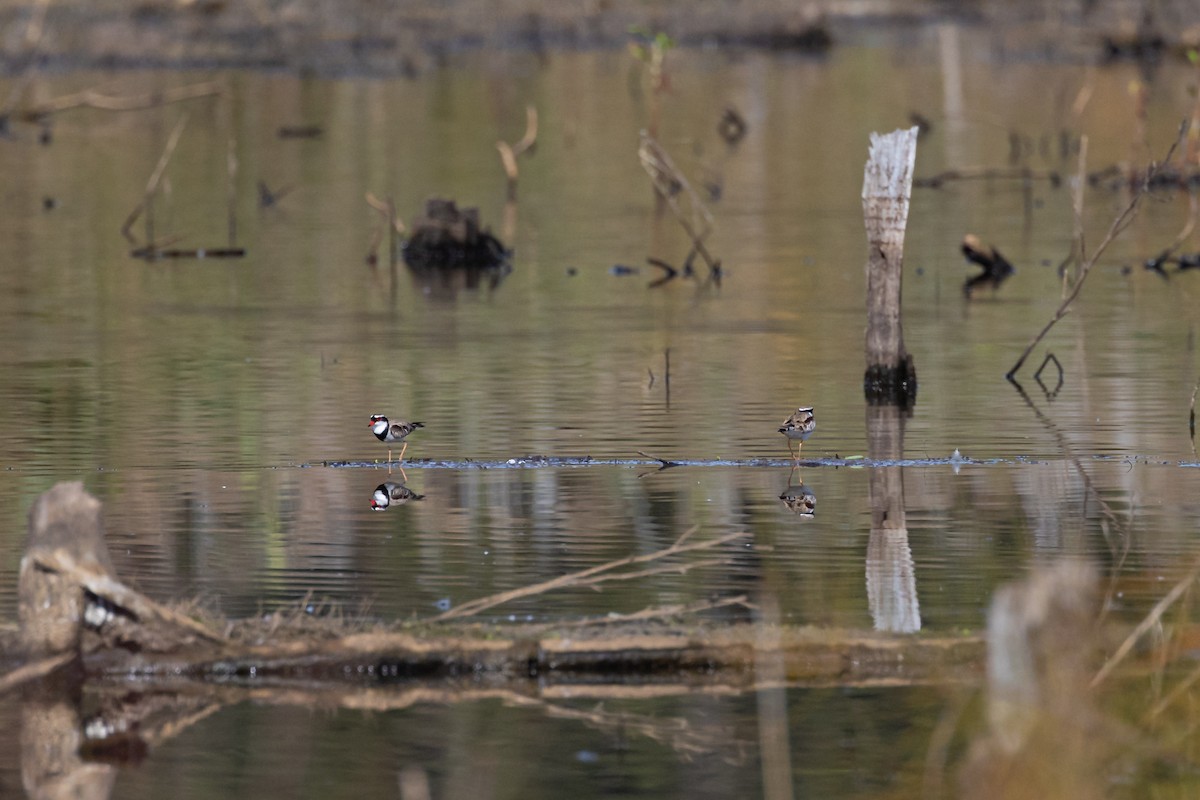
<box><xmin>862</xmin><ymin>127</ymin><xmax>918</xmax><ymax>406</ymax></box>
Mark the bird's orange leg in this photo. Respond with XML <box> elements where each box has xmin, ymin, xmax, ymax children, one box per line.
<box><xmin>397</xmin><ymin>441</ymin><xmax>409</xmax><ymax>462</ymax></box>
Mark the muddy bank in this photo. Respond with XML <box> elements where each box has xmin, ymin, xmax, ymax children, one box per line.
<box><xmin>1</xmin><ymin>0</ymin><xmax>1198</xmax><ymax>76</ymax></box>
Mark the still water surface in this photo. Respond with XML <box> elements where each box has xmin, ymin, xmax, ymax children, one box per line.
<box><xmin>2</xmin><ymin>26</ymin><xmax>1200</xmax><ymax>798</ymax></box>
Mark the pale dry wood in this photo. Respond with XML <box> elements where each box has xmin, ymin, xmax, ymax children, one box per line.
<box><xmin>429</xmin><ymin>527</ymin><xmax>749</xmax><ymax>622</ymax></box>
<box><xmin>496</xmin><ymin>105</ymin><xmax>538</xmax><ymax>201</ymax></box>
<box><xmin>1091</xmin><ymin>558</ymin><xmax>1200</xmax><ymax>689</ymax></box>
<box><xmin>22</xmin><ymin>80</ymin><xmax>223</xmax><ymax>119</ymax></box>
<box><xmin>862</xmin><ymin>126</ymin><xmax>918</xmax><ymax>369</ymax></box>
<box><xmin>121</xmin><ymin>114</ymin><xmax>189</xmax><ymax>244</ymax></box>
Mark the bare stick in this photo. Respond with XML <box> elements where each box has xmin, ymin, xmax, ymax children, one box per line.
<box><xmin>1091</xmin><ymin>558</ymin><xmax>1200</xmax><ymax>688</ymax></box>
<box><xmin>1006</xmin><ymin>129</ymin><xmax>1186</xmax><ymax>380</ymax></box>
<box><xmin>554</xmin><ymin>594</ymin><xmax>751</xmax><ymax>628</ymax></box>
<box><xmin>121</xmin><ymin>114</ymin><xmax>189</xmax><ymax>245</ymax></box>
<box><xmin>512</xmin><ymin>104</ymin><xmax>539</xmax><ymax>157</ymax></box>
<box><xmin>636</xmin><ymin>450</ymin><xmax>681</xmax><ymax>469</ymax></box>
<box><xmin>22</xmin><ymin>80</ymin><xmax>223</xmax><ymax>121</ymax></box>
<box><xmin>364</xmin><ymin>193</ymin><xmax>404</xmax><ymax>264</ymax></box>
<box><xmin>496</xmin><ymin>105</ymin><xmax>539</xmax><ymax>202</ymax></box>
<box><xmin>496</xmin><ymin>140</ymin><xmax>519</xmax><ymax>201</ymax></box>
<box><xmin>0</xmin><ymin>651</ymin><xmax>75</xmax><ymax>695</ymax></box>
<box><xmin>638</xmin><ymin>132</ymin><xmax>719</xmax><ymax>272</ymax></box>
<box><xmin>914</xmin><ymin>166</ymin><xmax>1060</xmax><ymax>188</ymax></box>
<box><xmin>429</xmin><ymin>528</ymin><xmax>749</xmax><ymax>622</ymax></box>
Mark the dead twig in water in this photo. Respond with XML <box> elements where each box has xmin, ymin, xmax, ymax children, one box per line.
<box><xmin>429</xmin><ymin>527</ymin><xmax>749</xmax><ymax>622</ymax></box>
<box><xmin>646</xmin><ymin>256</ymin><xmax>679</xmax><ymax>287</ymax></box>
<box><xmin>365</xmin><ymin>193</ymin><xmax>404</xmax><ymax>265</ymax></box>
<box><xmin>638</xmin><ymin>132</ymin><xmax>722</xmax><ymax>279</ymax></box>
<box><xmin>496</xmin><ymin>105</ymin><xmax>538</xmax><ymax>201</ymax></box>
<box><xmin>121</xmin><ymin>114</ymin><xmax>189</xmax><ymax>246</ymax></box>
<box><xmin>914</xmin><ymin>166</ymin><xmax>1061</xmax><ymax>189</ymax></box>
<box><xmin>1033</xmin><ymin>353</ymin><xmax>1064</xmax><ymax>399</ymax></box>
<box><xmin>1141</xmin><ymin>191</ymin><xmax>1199</xmax><ymax>280</ymax></box>
<box><xmin>637</xmin><ymin>450</ymin><xmax>682</xmax><ymax>470</ymax></box>
<box><xmin>1091</xmin><ymin>557</ymin><xmax>1200</xmax><ymax>689</ymax></box>
<box><xmin>1007</xmin><ymin>124</ymin><xmax>1186</xmax><ymax>381</ymax></box>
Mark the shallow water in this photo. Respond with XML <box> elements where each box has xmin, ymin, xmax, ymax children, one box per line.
<box><xmin>3</xmin><ymin>24</ymin><xmax>1200</xmax><ymax>798</ymax></box>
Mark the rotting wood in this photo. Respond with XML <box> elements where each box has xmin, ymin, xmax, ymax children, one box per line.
<box><xmin>862</xmin><ymin>126</ymin><xmax>918</xmax><ymax>407</ymax></box>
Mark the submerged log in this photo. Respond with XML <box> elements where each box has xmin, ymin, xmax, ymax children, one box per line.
<box><xmin>862</xmin><ymin>127</ymin><xmax>918</xmax><ymax>407</ymax></box>
<box><xmin>402</xmin><ymin>198</ymin><xmax>510</xmax><ymax>271</ymax></box>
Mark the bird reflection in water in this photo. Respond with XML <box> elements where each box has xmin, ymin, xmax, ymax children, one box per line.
<box><xmin>369</xmin><ymin>482</ymin><xmax>425</xmax><ymax>511</ymax></box>
<box><xmin>778</xmin><ymin>467</ymin><xmax>816</xmax><ymax>517</ymax></box>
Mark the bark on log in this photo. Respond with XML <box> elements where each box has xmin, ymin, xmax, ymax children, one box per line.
<box><xmin>862</xmin><ymin>127</ymin><xmax>919</xmax><ymax>407</ymax></box>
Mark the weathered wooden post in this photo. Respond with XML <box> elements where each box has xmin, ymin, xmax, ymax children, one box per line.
<box><xmin>862</xmin><ymin>127</ymin><xmax>918</xmax><ymax>406</ymax></box>
<box><xmin>862</xmin><ymin>129</ymin><xmax>920</xmax><ymax>631</ymax></box>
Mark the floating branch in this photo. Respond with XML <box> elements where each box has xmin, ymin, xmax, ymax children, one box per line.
<box><xmin>129</xmin><ymin>247</ymin><xmax>246</xmax><ymax>259</ymax></box>
<box><xmin>21</xmin><ymin>80</ymin><xmax>223</xmax><ymax>122</ymax></box>
<box><xmin>915</xmin><ymin>166</ymin><xmax>1061</xmax><ymax>189</ymax></box>
<box><xmin>636</xmin><ymin>450</ymin><xmax>682</xmax><ymax>470</ymax></box>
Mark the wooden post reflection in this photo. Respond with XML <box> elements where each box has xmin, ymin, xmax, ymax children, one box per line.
<box><xmin>21</xmin><ymin>681</ymin><xmax>117</xmax><ymax>800</ymax></box>
<box><xmin>755</xmin><ymin>594</ymin><xmax>795</xmax><ymax>800</ymax></box>
<box><xmin>865</xmin><ymin>405</ymin><xmax>920</xmax><ymax>633</ymax></box>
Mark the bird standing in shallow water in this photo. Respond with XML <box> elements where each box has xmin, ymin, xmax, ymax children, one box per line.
<box><xmin>369</xmin><ymin>414</ymin><xmax>424</xmax><ymax>463</ymax></box>
<box><xmin>779</xmin><ymin>407</ymin><xmax>815</xmax><ymax>462</ymax></box>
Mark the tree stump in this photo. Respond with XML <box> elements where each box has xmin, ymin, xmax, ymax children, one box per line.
<box><xmin>19</xmin><ymin>483</ymin><xmax>114</xmax><ymax>656</ymax></box>
<box><xmin>402</xmin><ymin>198</ymin><xmax>510</xmax><ymax>271</ymax></box>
